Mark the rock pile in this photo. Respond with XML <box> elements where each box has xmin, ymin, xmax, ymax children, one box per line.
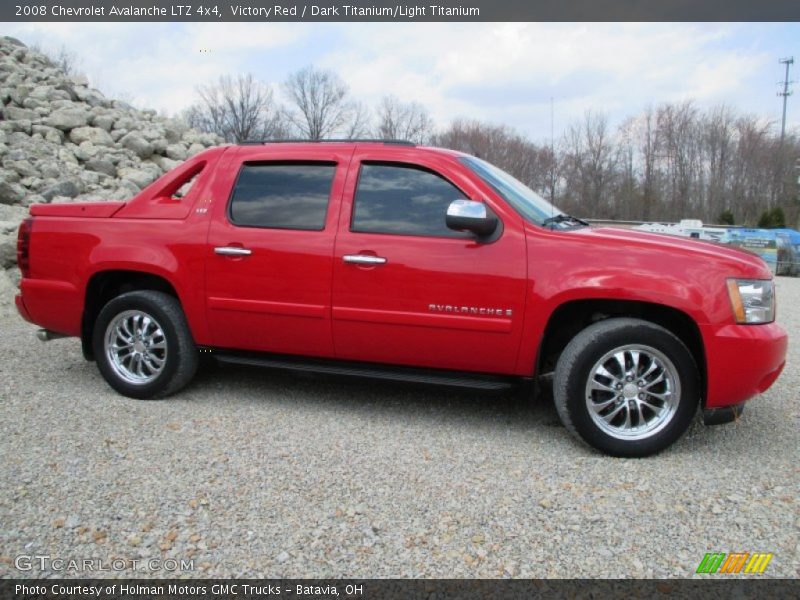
<box><xmin>0</xmin><ymin>36</ymin><xmax>221</xmax><ymax>309</ymax></box>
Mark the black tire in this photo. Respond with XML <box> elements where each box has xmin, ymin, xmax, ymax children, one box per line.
<box><xmin>553</xmin><ymin>318</ymin><xmax>699</xmax><ymax>457</ymax></box>
<box><xmin>92</xmin><ymin>290</ymin><xmax>199</xmax><ymax>399</ymax></box>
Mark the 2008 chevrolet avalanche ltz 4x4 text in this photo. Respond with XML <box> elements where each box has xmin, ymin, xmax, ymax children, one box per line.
<box><xmin>15</xmin><ymin>141</ymin><xmax>788</xmax><ymax>456</ymax></box>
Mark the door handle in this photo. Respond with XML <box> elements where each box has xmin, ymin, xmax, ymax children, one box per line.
<box><xmin>343</xmin><ymin>254</ymin><xmax>387</xmax><ymax>265</ymax></box>
<box><xmin>215</xmin><ymin>246</ymin><xmax>252</xmax><ymax>257</ymax></box>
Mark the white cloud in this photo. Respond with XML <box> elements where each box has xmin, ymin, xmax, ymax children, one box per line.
<box><xmin>3</xmin><ymin>22</ymin><xmax>796</xmax><ymax>138</ymax></box>
<box><xmin>316</xmin><ymin>23</ymin><xmax>778</xmax><ymax>137</ymax></box>
<box><xmin>4</xmin><ymin>22</ymin><xmax>306</xmax><ymax>110</ymax></box>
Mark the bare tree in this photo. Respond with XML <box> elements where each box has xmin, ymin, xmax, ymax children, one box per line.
<box><xmin>633</xmin><ymin>105</ymin><xmax>663</xmax><ymax>221</ymax></box>
<box><xmin>344</xmin><ymin>101</ymin><xmax>372</xmax><ymax>139</ymax></box>
<box><xmin>730</xmin><ymin>115</ymin><xmax>774</xmax><ymax>224</ymax></box>
<box><xmin>31</xmin><ymin>43</ymin><xmax>82</xmax><ymax>76</ymax></box>
<box><xmin>560</xmin><ymin>111</ymin><xmax>618</xmax><ymax>217</ymax></box>
<box><xmin>185</xmin><ymin>74</ymin><xmax>285</xmax><ymax>143</ymax></box>
<box><xmin>700</xmin><ymin>105</ymin><xmax>735</xmax><ymax>220</ymax></box>
<box><xmin>614</xmin><ymin>117</ymin><xmax>637</xmax><ymax>219</ymax></box>
<box><xmin>184</xmin><ymin>65</ymin><xmax>798</xmax><ymax>226</ymax></box>
<box><xmin>552</xmin><ymin>102</ymin><xmax>798</xmax><ymax>226</ymax></box>
<box><xmin>52</xmin><ymin>45</ymin><xmax>81</xmax><ymax>77</ymax></box>
<box><xmin>433</xmin><ymin>119</ymin><xmax>555</xmax><ymax>198</ymax></box>
<box><xmin>283</xmin><ymin>66</ymin><xmax>356</xmax><ymax>139</ymax></box>
<box><xmin>375</xmin><ymin>95</ymin><xmax>434</xmax><ymax>143</ymax></box>
<box><xmin>658</xmin><ymin>101</ymin><xmax>701</xmax><ymax>219</ymax></box>
<box><xmin>432</xmin><ymin>104</ymin><xmax>797</xmax><ymax>226</ymax></box>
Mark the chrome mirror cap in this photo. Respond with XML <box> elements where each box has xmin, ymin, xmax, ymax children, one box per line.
<box><xmin>446</xmin><ymin>199</ymin><xmax>497</xmax><ymax>237</ymax></box>
<box><xmin>447</xmin><ymin>199</ymin><xmax>487</xmax><ymax>220</ymax></box>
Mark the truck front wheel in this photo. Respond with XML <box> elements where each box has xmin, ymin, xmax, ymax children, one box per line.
<box><xmin>92</xmin><ymin>290</ymin><xmax>199</xmax><ymax>399</ymax></box>
<box><xmin>553</xmin><ymin>318</ymin><xmax>699</xmax><ymax>457</ymax></box>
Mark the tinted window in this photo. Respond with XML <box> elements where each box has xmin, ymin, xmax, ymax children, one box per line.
<box><xmin>352</xmin><ymin>163</ymin><xmax>468</xmax><ymax>237</ymax></box>
<box><xmin>229</xmin><ymin>163</ymin><xmax>335</xmax><ymax>230</ymax></box>
<box><xmin>460</xmin><ymin>155</ymin><xmax>564</xmax><ymax>227</ymax></box>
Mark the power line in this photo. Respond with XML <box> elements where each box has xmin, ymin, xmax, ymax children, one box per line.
<box><xmin>778</xmin><ymin>57</ymin><xmax>794</xmax><ymax>143</ymax></box>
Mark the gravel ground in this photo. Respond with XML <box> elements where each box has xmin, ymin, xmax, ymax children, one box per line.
<box><xmin>0</xmin><ymin>279</ymin><xmax>798</xmax><ymax>579</ymax></box>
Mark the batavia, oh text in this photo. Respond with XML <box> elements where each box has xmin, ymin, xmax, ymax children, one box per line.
<box><xmin>16</xmin><ymin>584</ymin><xmax>355</xmax><ymax>596</ymax></box>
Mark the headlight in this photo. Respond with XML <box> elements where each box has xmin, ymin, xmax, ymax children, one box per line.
<box><xmin>727</xmin><ymin>279</ymin><xmax>775</xmax><ymax>324</ymax></box>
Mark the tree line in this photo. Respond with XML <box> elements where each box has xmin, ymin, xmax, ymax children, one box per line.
<box><xmin>183</xmin><ymin>67</ymin><xmax>800</xmax><ymax>227</ymax></box>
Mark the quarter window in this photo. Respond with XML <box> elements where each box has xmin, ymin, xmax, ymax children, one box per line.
<box><xmin>351</xmin><ymin>163</ymin><xmax>468</xmax><ymax>237</ymax></box>
<box><xmin>229</xmin><ymin>162</ymin><xmax>335</xmax><ymax>230</ymax></box>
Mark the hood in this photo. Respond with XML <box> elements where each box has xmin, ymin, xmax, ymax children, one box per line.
<box><xmin>570</xmin><ymin>226</ymin><xmax>772</xmax><ymax>278</ymax></box>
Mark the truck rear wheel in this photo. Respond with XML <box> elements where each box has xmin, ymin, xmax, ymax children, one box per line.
<box><xmin>92</xmin><ymin>290</ymin><xmax>198</xmax><ymax>399</ymax></box>
<box><xmin>553</xmin><ymin>318</ymin><xmax>699</xmax><ymax>457</ymax></box>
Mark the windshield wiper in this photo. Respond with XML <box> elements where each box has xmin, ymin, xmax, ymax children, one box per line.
<box><xmin>542</xmin><ymin>213</ymin><xmax>590</xmax><ymax>228</ymax></box>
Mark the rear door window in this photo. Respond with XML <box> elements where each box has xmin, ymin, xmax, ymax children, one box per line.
<box><xmin>229</xmin><ymin>162</ymin><xmax>336</xmax><ymax>230</ymax></box>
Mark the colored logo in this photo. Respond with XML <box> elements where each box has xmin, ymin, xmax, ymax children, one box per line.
<box><xmin>696</xmin><ymin>552</ymin><xmax>773</xmax><ymax>574</ymax></box>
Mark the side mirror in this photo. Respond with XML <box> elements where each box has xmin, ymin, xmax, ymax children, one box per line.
<box><xmin>446</xmin><ymin>199</ymin><xmax>498</xmax><ymax>237</ymax></box>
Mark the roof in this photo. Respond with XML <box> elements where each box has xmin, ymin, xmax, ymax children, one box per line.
<box><xmin>238</xmin><ymin>138</ymin><xmax>416</xmax><ymax>146</ymax></box>
<box><xmin>229</xmin><ymin>139</ymin><xmax>466</xmax><ymax>159</ymax></box>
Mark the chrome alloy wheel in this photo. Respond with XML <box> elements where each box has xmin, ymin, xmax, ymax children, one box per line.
<box><xmin>584</xmin><ymin>344</ymin><xmax>680</xmax><ymax>441</ymax></box>
<box><xmin>104</xmin><ymin>310</ymin><xmax>167</xmax><ymax>385</ymax></box>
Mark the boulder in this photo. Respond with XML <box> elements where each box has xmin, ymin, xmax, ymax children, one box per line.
<box><xmin>0</xmin><ymin>177</ymin><xmax>26</xmax><ymax>205</ymax></box>
<box><xmin>9</xmin><ymin>85</ymin><xmax>32</xmax><ymax>106</ymax></box>
<box><xmin>85</xmin><ymin>158</ymin><xmax>116</xmax><ymax>177</ymax></box>
<box><xmin>31</xmin><ymin>125</ymin><xmax>64</xmax><ymax>144</ymax></box>
<box><xmin>163</xmin><ymin>119</ymin><xmax>188</xmax><ymax>143</ymax></box>
<box><xmin>10</xmin><ymin>120</ymin><xmax>32</xmax><ymax>135</ymax></box>
<box><xmin>4</xmin><ymin>159</ymin><xmax>38</xmax><ymax>178</ymax></box>
<box><xmin>4</xmin><ymin>106</ymin><xmax>38</xmax><ymax>121</ymax></box>
<box><xmin>113</xmin><ymin>180</ymin><xmax>141</xmax><ymax>198</ymax></box>
<box><xmin>0</xmin><ymin>269</ymin><xmax>18</xmax><ymax>312</ymax></box>
<box><xmin>117</xmin><ymin>166</ymin><xmax>158</xmax><ymax>189</ymax></box>
<box><xmin>119</xmin><ymin>131</ymin><xmax>154</xmax><ymax>159</ymax></box>
<box><xmin>69</xmin><ymin>126</ymin><xmax>114</xmax><ymax>147</ymax></box>
<box><xmin>0</xmin><ymin>35</ymin><xmax>224</xmax><ymax>302</ymax></box>
<box><xmin>0</xmin><ymin>203</ymin><xmax>27</xmax><ymax>221</ymax></box>
<box><xmin>165</xmin><ymin>144</ymin><xmax>187</xmax><ymax>161</ymax></box>
<box><xmin>1</xmin><ymin>36</ymin><xmax>26</xmax><ymax>48</ymax></box>
<box><xmin>150</xmin><ymin>156</ymin><xmax>179</xmax><ymax>172</ymax></box>
<box><xmin>92</xmin><ymin>114</ymin><xmax>115</xmax><ymax>131</ymax></box>
<box><xmin>74</xmin><ymin>87</ymin><xmax>107</xmax><ymax>107</ymax></box>
<box><xmin>47</xmin><ymin>108</ymin><xmax>89</xmax><ymax>131</ymax></box>
<box><xmin>187</xmin><ymin>143</ymin><xmax>206</xmax><ymax>157</ymax></box>
<box><xmin>57</xmin><ymin>147</ymin><xmax>79</xmax><ymax>165</ymax></box>
<box><xmin>20</xmin><ymin>193</ymin><xmax>44</xmax><ymax>208</ymax></box>
<box><xmin>40</xmin><ymin>179</ymin><xmax>81</xmax><ymax>201</ymax></box>
<box><xmin>69</xmin><ymin>74</ymin><xmax>89</xmax><ymax>87</ymax></box>
<box><xmin>0</xmin><ymin>234</ymin><xmax>16</xmax><ymax>268</ymax></box>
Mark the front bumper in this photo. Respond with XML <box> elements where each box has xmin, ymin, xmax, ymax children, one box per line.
<box><xmin>701</xmin><ymin>321</ymin><xmax>787</xmax><ymax>409</ymax></box>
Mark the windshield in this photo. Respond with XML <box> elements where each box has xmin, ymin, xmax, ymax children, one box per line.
<box><xmin>460</xmin><ymin>155</ymin><xmax>580</xmax><ymax>229</ymax></box>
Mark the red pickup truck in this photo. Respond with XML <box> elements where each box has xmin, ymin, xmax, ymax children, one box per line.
<box><xmin>15</xmin><ymin>141</ymin><xmax>787</xmax><ymax>456</ymax></box>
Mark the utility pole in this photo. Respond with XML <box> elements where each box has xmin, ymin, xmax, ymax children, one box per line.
<box><xmin>778</xmin><ymin>57</ymin><xmax>794</xmax><ymax>144</ymax></box>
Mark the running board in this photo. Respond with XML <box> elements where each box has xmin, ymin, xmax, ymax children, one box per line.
<box><xmin>212</xmin><ymin>351</ymin><xmax>522</xmax><ymax>391</ymax></box>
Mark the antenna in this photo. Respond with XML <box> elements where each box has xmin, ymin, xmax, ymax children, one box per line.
<box><xmin>778</xmin><ymin>57</ymin><xmax>794</xmax><ymax>144</ymax></box>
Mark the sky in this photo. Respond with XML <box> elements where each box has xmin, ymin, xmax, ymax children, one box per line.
<box><xmin>3</xmin><ymin>22</ymin><xmax>799</xmax><ymax>142</ymax></box>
